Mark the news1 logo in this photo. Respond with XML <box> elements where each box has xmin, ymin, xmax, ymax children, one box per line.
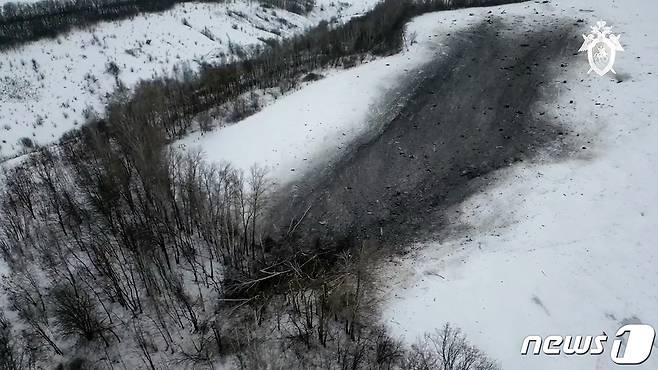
<box><xmin>521</xmin><ymin>324</ymin><xmax>656</xmax><ymax>365</ymax></box>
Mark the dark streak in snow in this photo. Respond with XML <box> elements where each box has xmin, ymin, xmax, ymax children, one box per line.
<box><xmin>270</xmin><ymin>18</ymin><xmax>579</xmax><ymax>250</ymax></box>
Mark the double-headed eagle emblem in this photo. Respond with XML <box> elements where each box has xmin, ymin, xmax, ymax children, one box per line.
<box><xmin>578</xmin><ymin>21</ymin><xmax>624</xmax><ymax>76</ymax></box>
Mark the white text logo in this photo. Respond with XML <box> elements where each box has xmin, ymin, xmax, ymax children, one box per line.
<box><xmin>521</xmin><ymin>324</ymin><xmax>655</xmax><ymax>365</ymax></box>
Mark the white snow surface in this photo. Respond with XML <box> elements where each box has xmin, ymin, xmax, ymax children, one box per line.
<box><xmin>379</xmin><ymin>1</ymin><xmax>658</xmax><ymax>370</ymax></box>
<box><xmin>0</xmin><ymin>0</ymin><xmax>41</xmax><ymax>4</ymax></box>
<box><xmin>0</xmin><ymin>0</ymin><xmax>378</xmax><ymax>158</ymax></box>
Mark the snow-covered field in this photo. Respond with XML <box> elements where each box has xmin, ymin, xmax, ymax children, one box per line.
<box><xmin>0</xmin><ymin>0</ymin><xmax>378</xmax><ymax>158</ymax></box>
<box><xmin>379</xmin><ymin>1</ymin><xmax>658</xmax><ymax>370</ymax></box>
<box><xmin>3</xmin><ymin>0</ymin><xmax>656</xmax><ymax>368</ymax></box>
<box><xmin>181</xmin><ymin>1</ymin><xmax>658</xmax><ymax>369</ymax></box>
<box><xmin>178</xmin><ymin>9</ymin><xmax>477</xmax><ymax>184</ymax></box>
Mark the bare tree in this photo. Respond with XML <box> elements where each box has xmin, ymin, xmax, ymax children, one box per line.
<box><xmin>406</xmin><ymin>323</ymin><xmax>500</xmax><ymax>370</ymax></box>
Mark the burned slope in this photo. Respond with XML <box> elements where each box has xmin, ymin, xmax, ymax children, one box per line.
<box><xmin>271</xmin><ymin>19</ymin><xmax>579</xmax><ymax>248</ymax></box>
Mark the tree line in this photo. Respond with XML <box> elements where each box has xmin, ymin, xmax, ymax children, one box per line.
<box><xmin>86</xmin><ymin>0</ymin><xmax>521</xmax><ymax>141</ymax></box>
<box><xmin>0</xmin><ymin>0</ymin><xmax>316</xmax><ymax>48</ymax></box>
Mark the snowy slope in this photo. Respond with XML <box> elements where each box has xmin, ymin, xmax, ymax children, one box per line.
<box><xmin>381</xmin><ymin>1</ymin><xmax>658</xmax><ymax>370</ymax></box>
<box><xmin>0</xmin><ymin>0</ymin><xmax>378</xmax><ymax>158</ymax></box>
<box><xmin>179</xmin><ymin>1</ymin><xmax>658</xmax><ymax>369</ymax></box>
<box><xmin>5</xmin><ymin>0</ymin><xmax>655</xmax><ymax>368</ymax></box>
<box><xmin>177</xmin><ymin>10</ymin><xmax>482</xmax><ymax>184</ymax></box>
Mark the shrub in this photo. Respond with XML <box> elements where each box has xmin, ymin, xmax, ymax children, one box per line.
<box><xmin>50</xmin><ymin>284</ymin><xmax>110</xmax><ymax>344</ymax></box>
<box><xmin>105</xmin><ymin>60</ymin><xmax>120</xmax><ymax>77</ymax></box>
<box><xmin>18</xmin><ymin>137</ymin><xmax>34</xmax><ymax>148</ymax></box>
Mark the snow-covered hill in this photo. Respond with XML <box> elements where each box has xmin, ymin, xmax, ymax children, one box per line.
<box><xmin>4</xmin><ymin>0</ymin><xmax>656</xmax><ymax>368</ymax></box>
<box><xmin>380</xmin><ymin>1</ymin><xmax>658</xmax><ymax>370</ymax></box>
<box><xmin>176</xmin><ymin>16</ymin><xmax>448</xmax><ymax>184</ymax></box>
<box><xmin>0</xmin><ymin>0</ymin><xmax>378</xmax><ymax>158</ymax></box>
<box><xmin>178</xmin><ymin>1</ymin><xmax>658</xmax><ymax>369</ymax></box>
